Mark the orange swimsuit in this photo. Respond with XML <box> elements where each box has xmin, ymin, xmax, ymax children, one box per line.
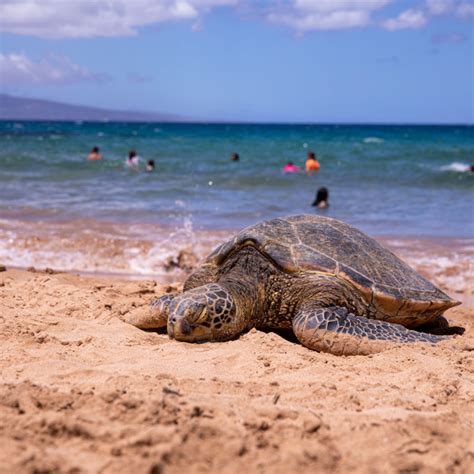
<box><xmin>306</xmin><ymin>159</ymin><xmax>320</xmax><ymax>172</ymax></box>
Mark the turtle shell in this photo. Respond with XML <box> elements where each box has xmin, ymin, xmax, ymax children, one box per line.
<box><xmin>206</xmin><ymin>215</ymin><xmax>458</xmax><ymax>319</ymax></box>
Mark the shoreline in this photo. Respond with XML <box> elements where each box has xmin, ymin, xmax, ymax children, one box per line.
<box><xmin>1</xmin><ymin>214</ymin><xmax>472</xmax><ymax>305</ymax></box>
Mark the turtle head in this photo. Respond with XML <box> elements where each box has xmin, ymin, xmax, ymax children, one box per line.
<box><xmin>167</xmin><ymin>284</ymin><xmax>237</xmax><ymax>342</ymax></box>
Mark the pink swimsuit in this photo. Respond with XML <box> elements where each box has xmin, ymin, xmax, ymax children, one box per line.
<box><xmin>283</xmin><ymin>164</ymin><xmax>300</xmax><ymax>173</ymax></box>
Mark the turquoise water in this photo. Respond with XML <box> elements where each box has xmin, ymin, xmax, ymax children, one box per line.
<box><xmin>0</xmin><ymin>121</ymin><xmax>473</xmax><ymax>237</ymax></box>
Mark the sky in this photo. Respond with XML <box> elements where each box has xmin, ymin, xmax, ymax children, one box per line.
<box><xmin>0</xmin><ymin>0</ymin><xmax>473</xmax><ymax>123</ymax></box>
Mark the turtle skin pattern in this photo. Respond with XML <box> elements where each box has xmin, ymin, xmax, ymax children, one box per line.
<box><xmin>293</xmin><ymin>305</ymin><xmax>445</xmax><ymax>356</ymax></box>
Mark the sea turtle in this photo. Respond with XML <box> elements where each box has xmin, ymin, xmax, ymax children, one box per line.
<box><xmin>126</xmin><ymin>215</ymin><xmax>460</xmax><ymax>356</ymax></box>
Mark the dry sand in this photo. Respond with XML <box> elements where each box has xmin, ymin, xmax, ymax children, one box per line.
<box><xmin>1</xmin><ymin>266</ymin><xmax>473</xmax><ymax>474</ymax></box>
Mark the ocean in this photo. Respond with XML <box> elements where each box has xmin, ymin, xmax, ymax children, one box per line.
<box><xmin>0</xmin><ymin>121</ymin><xmax>473</xmax><ymax>279</ymax></box>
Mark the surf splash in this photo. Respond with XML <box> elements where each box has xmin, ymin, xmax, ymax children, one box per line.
<box><xmin>363</xmin><ymin>137</ymin><xmax>384</xmax><ymax>144</ymax></box>
<box><xmin>440</xmin><ymin>162</ymin><xmax>472</xmax><ymax>172</ymax></box>
<box><xmin>0</xmin><ymin>216</ymin><xmax>230</xmax><ymax>280</ymax></box>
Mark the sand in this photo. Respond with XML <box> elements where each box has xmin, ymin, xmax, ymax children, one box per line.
<box><xmin>0</xmin><ymin>265</ymin><xmax>473</xmax><ymax>473</ymax></box>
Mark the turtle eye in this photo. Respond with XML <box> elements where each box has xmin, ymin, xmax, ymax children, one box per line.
<box><xmin>191</xmin><ymin>305</ymin><xmax>207</xmax><ymax>324</ymax></box>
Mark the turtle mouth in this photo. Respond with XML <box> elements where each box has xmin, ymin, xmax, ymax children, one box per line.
<box><xmin>167</xmin><ymin>301</ymin><xmax>210</xmax><ymax>341</ymax></box>
<box><xmin>168</xmin><ymin>319</ymin><xmax>212</xmax><ymax>342</ymax></box>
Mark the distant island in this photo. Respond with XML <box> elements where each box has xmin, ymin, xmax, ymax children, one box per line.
<box><xmin>0</xmin><ymin>94</ymin><xmax>191</xmax><ymax>122</ymax></box>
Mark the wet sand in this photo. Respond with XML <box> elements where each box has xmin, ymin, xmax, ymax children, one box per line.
<box><xmin>1</xmin><ymin>254</ymin><xmax>473</xmax><ymax>473</ymax></box>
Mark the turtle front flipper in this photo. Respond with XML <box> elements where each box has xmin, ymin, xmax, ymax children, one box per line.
<box><xmin>292</xmin><ymin>305</ymin><xmax>446</xmax><ymax>356</ymax></box>
<box><xmin>124</xmin><ymin>293</ymin><xmax>176</xmax><ymax>329</ymax></box>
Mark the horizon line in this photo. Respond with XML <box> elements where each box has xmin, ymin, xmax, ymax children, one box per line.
<box><xmin>0</xmin><ymin>119</ymin><xmax>472</xmax><ymax>126</ymax></box>
<box><xmin>1</xmin><ymin>94</ymin><xmax>472</xmax><ymax>127</ymax></box>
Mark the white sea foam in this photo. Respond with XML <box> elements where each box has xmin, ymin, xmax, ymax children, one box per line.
<box><xmin>440</xmin><ymin>162</ymin><xmax>471</xmax><ymax>172</ymax></box>
<box><xmin>380</xmin><ymin>236</ymin><xmax>474</xmax><ymax>303</ymax></box>
<box><xmin>0</xmin><ymin>216</ymin><xmax>229</xmax><ymax>279</ymax></box>
<box><xmin>363</xmin><ymin>137</ymin><xmax>384</xmax><ymax>144</ymax></box>
<box><xmin>404</xmin><ymin>251</ymin><xmax>473</xmax><ymax>296</ymax></box>
<box><xmin>126</xmin><ymin>218</ymin><xmax>226</xmax><ymax>277</ymax></box>
<box><xmin>0</xmin><ymin>236</ymin><xmax>91</xmax><ymax>273</ymax></box>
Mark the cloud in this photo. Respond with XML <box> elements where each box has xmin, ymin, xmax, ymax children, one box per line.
<box><xmin>1</xmin><ymin>0</ymin><xmax>472</xmax><ymax>38</ymax></box>
<box><xmin>267</xmin><ymin>0</ymin><xmax>391</xmax><ymax>32</ymax></box>
<box><xmin>383</xmin><ymin>9</ymin><xmax>427</xmax><ymax>31</ymax></box>
<box><xmin>0</xmin><ymin>52</ymin><xmax>110</xmax><ymax>85</ymax></box>
<box><xmin>425</xmin><ymin>0</ymin><xmax>456</xmax><ymax>15</ymax></box>
<box><xmin>293</xmin><ymin>0</ymin><xmax>390</xmax><ymax>12</ymax></box>
<box><xmin>426</xmin><ymin>0</ymin><xmax>474</xmax><ymax>18</ymax></box>
<box><xmin>456</xmin><ymin>1</ymin><xmax>474</xmax><ymax>18</ymax></box>
<box><xmin>268</xmin><ymin>10</ymin><xmax>371</xmax><ymax>32</ymax></box>
<box><xmin>0</xmin><ymin>0</ymin><xmax>238</xmax><ymax>39</ymax></box>
<box><xmin>382</xmin><ymin>1</ymin><xmax>473</xmax><ymax>31</ymax></box>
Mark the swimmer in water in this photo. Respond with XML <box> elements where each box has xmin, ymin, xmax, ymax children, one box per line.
<box><xmin>305</xmin><ymin>151</ymin><xmax>320</xmax><ymax>174</ymax></box>
<box><xmin>231</xmin><ymin>152</ymin><xmax>240</xmax><ymax>161</ymax></box>
<box><xmin>126</xmin><ymin>150</ymin><xmax>140</xmax><ymax>169</ymax></box>
<box><xmin>283</xmin><ymin>162</ymin><xmax>301</xmax><ymax>173</ymax></box>
<box><xmin>87</xmin><ymin>146</ymin><xmax>102</xmax><ymax>161</ymax></box>
<box><xmin>312</xmin><ymin>187</ymin><xmax>329</xmax><ymax>209</ymax></box>
<box><xmin>146</xmin><ymin>159</ymin><xmax>155</xmax><ymax>172</ymax></box>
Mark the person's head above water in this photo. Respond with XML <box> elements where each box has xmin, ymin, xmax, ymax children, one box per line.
<box><xmin>231</xmin><ymin>153</ymin><xmax>239</xmax><ymax>161</ymax></box>
<box><xmin>317</xmin><ymin>187</ymin><xmax>328</xmax><ymax>201</ymax></box>
<box><xmin>128</xmin><ymin>150</ymin><xmax>137</xmax><ymax>160</ymax></box>
<box><xmin>87</xmin><ymin>145</ymin><xmax>102</xmax><ymax>160</ymax></box>
<box><xmin>312</xmin><ymin>187</ymin><xmax>329</xmax><ymax>208</ymax></box>
<box><xmin>307</xmin><ymin>151</ymin><xmax>316</xmax><ymax>160</ymax></box>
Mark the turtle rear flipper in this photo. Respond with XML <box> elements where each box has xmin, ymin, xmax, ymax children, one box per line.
<box><xmin>292</xmin><ymin>304</ymin><xmax>446</xmax><ymax>356</ymax></box>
